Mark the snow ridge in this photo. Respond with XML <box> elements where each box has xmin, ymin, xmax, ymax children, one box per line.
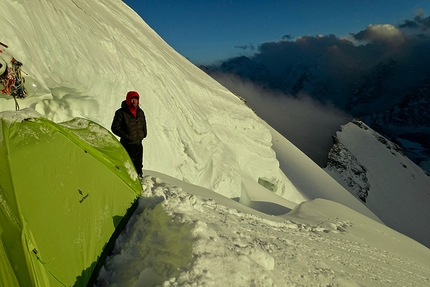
<box><xmin>326</xmin><ymin>136</ymin><xmax>370</xmax><ymax>202</ymax></box>
<box><xmin>325</xmin><ymin>119</ymin><xmax>430</xmax><ymax>248</ymax></box>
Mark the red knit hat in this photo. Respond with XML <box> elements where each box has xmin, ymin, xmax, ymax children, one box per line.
<box><xmin>126</xmin><ymin>91</ymin><xmax>139</xmax><ymax>101</ymax></box>
<box><xmin>126</xmin><ymin>91</ymin><xmax>139</xmax><ymax>106</ymax></box>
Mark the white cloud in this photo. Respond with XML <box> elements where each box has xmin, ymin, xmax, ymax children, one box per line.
<box><xmin>356</xmin><ymin>24</ymin><xmax>406</xmax><ymax>44</ymax></box>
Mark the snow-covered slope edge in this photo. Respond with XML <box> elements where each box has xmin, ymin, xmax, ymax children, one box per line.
<box><xmin>96</xmin><ymin>172</ymin><xmax>430</xmax><ymax>286</ymax></box>
<box><xmin>325</xmin><ymin>119</ymin><xmax>430</xmax><ymax>248</ymax></box>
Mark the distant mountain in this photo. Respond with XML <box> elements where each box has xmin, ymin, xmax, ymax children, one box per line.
<box><xmin>346</xmin><ymin>58</ymin><xmax>400</xmax><ymax>115</ymax></box>
<box><xmin>220</xmin><ymin>56</ymin><xmax>272</xmax><ymax>86</ymax></box>
<box><xmin>325</xmin><ymin>119</ymin><xmax>430</xmax><ymax>248</ymax></box>
<box><xmin>274</xmin><ymin>61</ymin><xmax>334</xmax><ymax>104</ymax></box>
<box><xmin>362</xmin><ymin>79</ymin><xmax>430</xmax><ymax>171</ymax></box>
<box><xmin>201</xmin><ymin>56</ymin><xmax>430</xmax><ymax>172</ymax></box>
<box><xmin>200</xmin><ymin>56</ymin><xmax>272</xmax><ymax>88</ymax></box>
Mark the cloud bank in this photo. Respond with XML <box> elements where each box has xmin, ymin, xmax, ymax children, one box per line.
<box><xmin>401</xmin><ymin>9</ymin><xmax>430</xmax><ymax>32</ymax></box>
<box><xmin>354</xmin><ymin>24</ymin><xmax>406</xmax><ymax>44</ymax></box>
<box><xmin>250</xmin><ymin>11</ymin><xmax>430</xmax><ymax>81</ymax></box>
<box><xmin>234</xmin><ymin>44</ymin><xmax>255</xmax><ymax>51</ymax></box>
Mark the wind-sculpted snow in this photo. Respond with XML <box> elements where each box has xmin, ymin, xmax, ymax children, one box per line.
<box><xmin>97</xmin><ymin>174</ymin><xmax>430</xmax><ymax>287</ymax></box>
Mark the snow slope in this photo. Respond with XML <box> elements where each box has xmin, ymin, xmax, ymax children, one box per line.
<box><xmin>1</xmin><ymin>0</ymin><xmax>429</xmax><ymax>286</ymax></box>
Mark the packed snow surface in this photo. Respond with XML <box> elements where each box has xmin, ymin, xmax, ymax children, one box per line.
<box><xmin>96</xmin><ymin>172</ymin><xmax>430</xmax><ymax>287</ymax></box>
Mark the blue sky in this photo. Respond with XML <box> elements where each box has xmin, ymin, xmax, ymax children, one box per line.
<box><xmin>123</xmin><ymin>1</ymin><xmax>430</xmax><ymax>65</ymax></box>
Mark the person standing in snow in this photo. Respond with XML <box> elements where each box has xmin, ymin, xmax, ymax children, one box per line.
<box><xmin>111</xmin><ymin>91</ymin><xmax>147</xmax><ymax>178</ymax></box>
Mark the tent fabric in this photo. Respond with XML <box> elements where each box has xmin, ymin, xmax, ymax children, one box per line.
<box><xmin>0</xmin><ymin>109</ymin><xmax>141</xmax><ymax>287</ymax></box>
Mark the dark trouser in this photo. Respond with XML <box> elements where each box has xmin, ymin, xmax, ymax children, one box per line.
<box><xmin>121</xmin><ymin>141</ymin><xmax>143</xmax><ymax>176</ymax></box>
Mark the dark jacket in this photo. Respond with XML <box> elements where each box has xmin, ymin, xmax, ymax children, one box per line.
<box><xmin>111</xmin><ymin>101</ymin><xmax>147</xmax><ymax>145</ymax></box>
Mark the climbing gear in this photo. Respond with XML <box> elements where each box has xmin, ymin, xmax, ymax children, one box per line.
<box><xmin>0</xmin><ymin>43</ymin><xmax>27</xmax><ymax>110</ymax></box>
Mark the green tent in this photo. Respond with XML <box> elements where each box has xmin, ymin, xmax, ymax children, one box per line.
<box><xmin>0</xmin><ymin>109</ymin><xmax>141</xmax><ymax>287</ymax></box>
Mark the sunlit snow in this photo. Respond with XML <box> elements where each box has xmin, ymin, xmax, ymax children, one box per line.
<box><xmin>1</xmin><ymin>0</ymin><xmax>429</xmax><ymax>286</ymax></box>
